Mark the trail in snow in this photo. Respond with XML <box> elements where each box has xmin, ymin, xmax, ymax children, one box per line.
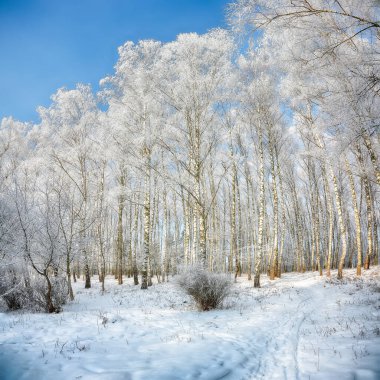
<box><xmin>0</xmin><ymin>267</ymin><xmax>379</xmax><ymax>380</ymax></box>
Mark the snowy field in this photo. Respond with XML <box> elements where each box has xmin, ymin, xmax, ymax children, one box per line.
<box><xmin>0</xmin><ymin>267</ymin><xmax>379</xmax><ymax>380</ymax></box>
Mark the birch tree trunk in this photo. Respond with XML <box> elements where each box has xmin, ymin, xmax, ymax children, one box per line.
<box><xmin>356</xmin><ymin>144</ymin><xmax>374</xmax><ymax>270</ymax></box>
<box><xmin>141</xmin><ymin>146</ymin><xmax>151</xmax><ymax>290</ymax></box>
<box><xmin>236</xmin><ymin>175</ymin><xmax>243</xmax><ymax>277</ymax></box>
<box><xmin>198</xmin><ymin>202</ymin><xmax>207</xmax><ymax>268</ymax></box>
<box><xmin>276</xmin><ymin>155</ymin><xmax>286</xmax><ymax>278</ymax></box>
<box><xmin>230</xmin><ymin>152</ymin><xmax>239</xmax><ymax>281</ymax></box>
<box><xmin>269</xmin><ymin>139</ymin><xmax>279</xmax><ymax>280</ymax></box>
<box><xmin>321</xmin><ymin>164</ymin><xmax>334</xmax><ymax>278</ymax></box>
<box><xmin>345</xmin><ymin>157</ymin><xmax>362</xmax><ymax>276</ymax></box>
<box><xmin>82</xmin><ymin>221</ymin><xmax>91</xmax><ymax>288</ymax></box>
<box><xmin>254</xmin><ymin>125</ymin><xmax>265</xmax><ymax>288</ymax></box>
<box><xmin>132</xmin><ymin>203</ymin><xmax>139</xmax><ymax>285</ymax></box>
<box><xmin>116</xmin><ymin>173</ymin><xmax>125</xmax><ymax>285</ymax></box>
<box><xmin>161</xmin><ymin>187</ymin><xmax>168</xmax><ymax>282</ymax></box>
<box><xmin>79</xmin><ymin>156</ymin><xmax>91</xmax><ymax>289</ymax></box>
<box><xmin>127</xmin><ymin>201</ymin><xmax>133</xmax><ymax>278</ymax></box>
<box><xmin>245</xmin><ymin>163</ymin><xmax>253</xmax><ymax>280</ymax></box>
<box><xmin>173</xmin><ymin>192</ymin><xmax>180</xmax><ymax>275</ymax></box>
<box><xmin>363</xmin><ymin>176</ymin><xmax>373</xmax><ymax>270</ymax></box>
<box><xmin>97</xmin><ymin>163</ymin><xmax>107</xmax><ymax>292</ymax></box>
<box><xmin>314</xmin><ymin>187</ymin><xmax>322</xmax><ymax>276</ymax></box>
<box><xmin>329</xmin><ymin>166</ymin><xmax>347</xmax><ymax>279</ymax></box>
<box><xmin>209</xmin><ymin>168</ymin><xmax>218</xmax><ymax>271</ymax></box>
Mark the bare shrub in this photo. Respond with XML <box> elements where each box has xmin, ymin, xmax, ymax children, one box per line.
<box><xmin>30</xmin><ymin>275</ymin><xmax>68</xmax><ymax>313</ymax></box>
<box><xmin>0</xmin><ymin>268</ymin><xmax>68</xmax><ymax>313</ymax></box>
<box><xmin>0</xmin><ymin>267</ymin><xmax>28</xmax><ymax>310</ymax></box>
<box><xmin>176</xmin><ymin>265</ymin><xmax>232</xmax><ymax>311</ymax></box>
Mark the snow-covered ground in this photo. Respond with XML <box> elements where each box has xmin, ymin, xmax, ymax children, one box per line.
<box><xmin>0</xmin><ymin>267</ymin><xmax>379</xmax><ymax>380</ymax></box>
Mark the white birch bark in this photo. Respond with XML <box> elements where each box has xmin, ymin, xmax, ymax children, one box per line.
<box><xmin>254</xmin><ymin>125</ymin><xmax>265</xmax><ymax>288</ymax></box>
<box><xmin>345</xmin><ymin>158</ymin><xmax>362</xmax><ymax>276</ymax></box>
<box><xmin>141</xmin><ymin>146</ymin><xmax>151</xmax><ymax>290</ymax></box>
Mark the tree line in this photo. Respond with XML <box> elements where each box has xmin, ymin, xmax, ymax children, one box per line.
<box><xmin>0</xmin><ymin>0</ymin><xmax>378</xmax><ymax>311</ymax></box>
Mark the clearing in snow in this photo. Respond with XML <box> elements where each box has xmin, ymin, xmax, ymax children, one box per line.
<box><xmin>0</xmin><ymin>267</ymin><xmax>379</xmax><ymax>380</ymax></box>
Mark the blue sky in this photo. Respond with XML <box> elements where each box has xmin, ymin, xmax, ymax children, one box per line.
<box><xmin>0</xmin><ymin>0</ymin><xmax>229</xmax><ymax>122</ymax></box>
